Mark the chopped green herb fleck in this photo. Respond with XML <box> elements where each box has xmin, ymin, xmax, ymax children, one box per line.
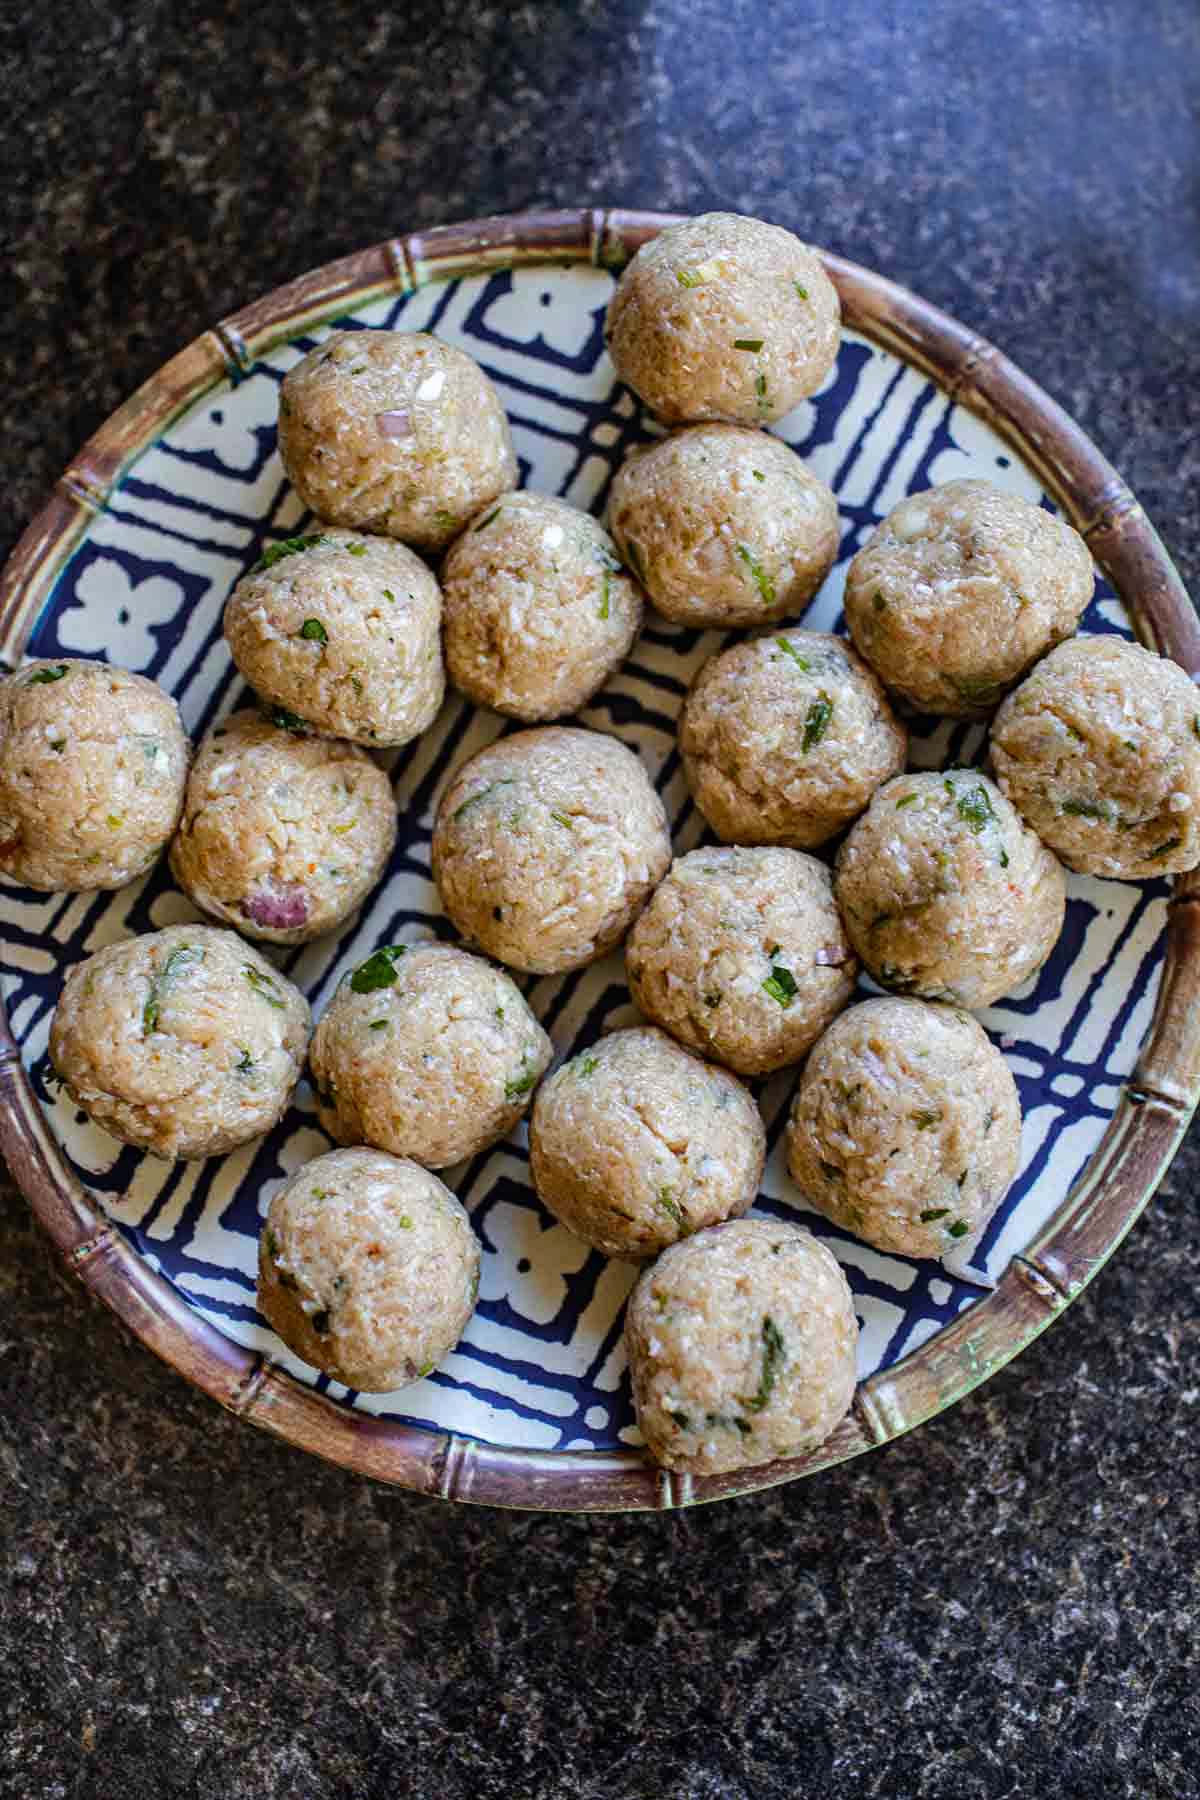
<box><xmin>550</xmin><ymin>810</ymin><xmax>573</xmax><ymax>830</ymax></box>
<box><xmin>733</xmin><ymin>337</ymin><xmax>764</xmax><ymax>352</ymax></box>
<box><xmin>741</xmin><ymin>1316</ymin><xmax>786</xmax><ymax>1413</ymax></box>
<box><xmin>27</xmin><ymin>663</ymin><xmax>69</xmax><ymax>685</ymax></box>
<box><xmin>505</xmin><ymin>1062</ymin><xmax>538</xmax><ymax>1102</ymax></box>
<box><xmin>984</xmin><ymin>1107</ymin><xmax>997</xmax><ymax>1135</ymax></box>
<box><xmin>253</xmin><ymin>533</ymin><xmax>325</xmax><ymax>573</ymax></box>
<box><xmin>1149</xmin><ymin>836</ymin><xmax>1183</xmax><ymax>860</ymax></box>
<box><xmin>576</xmin><ymin>1055</ymin><xmax>599</xmax><ymax>1077</ymax></box>
<box><xmin>656</xmin><ymin>1189</ymin><xmax>686</xmax><ymax>1231</ymax></box>
<box><xmin>417</xmin><ymin>1360</ymin><xmax>435</xmax><ymax>1379</ymax></box>
<box><xmin>755</xmin><ymin>370</ymin><xmax>769</xmax><ymax>411</ymax></box>
<box><xmin>794</xmin><ymin>281</ymin><xmax>809</xmax><ymax>301</ymax></box>
<box><xmin>398</xmin><ymin>1215</ymin><xmax>413</xmax><ymax>1229</ymax></box>
<box><xmin>920</xmin><ymin>1207</ymin><xmax>950</xmax><ymax>1223</ymax></box>
<box><xmin>763</xmin><ymin>964</ymin><xmax>799</xmax><ymax>1007</ymax></box>
<box><xmin>369</xmin><ymin>1018</ymin><xmax>390</xmax><ymax>1032</ymax></box>
<box><xmin>474</xmin><ymin>507</ymin><xmax>502</xmax><ymax>533</ymax></box>
<box><xmin>599</xmin><ymin>569</ymin><xmax>610</xmax><ymax>621</ymax></box>
<box><xmin>143</xmin><ymin>944</ymin><xmax>205</xmax><ymax>1034</ymax></box>
<box><xmin>347</xmin><ymin>542</ymin><xmax>368</xmax><ymax>557</ymax></box>
<box><xmin>947</xmin><ymin>1219</ymin><xmax>970</xmax><ymax>1239</ymax></box>
<box><xmin>453</xmin><ymin>778</ymin><xmax>516</xmax><ymax>821</ymax></box>
<box><xmin>382</xmin><ymin>588</ymin><xmax>396</xmax><ymax>602</ymax></box>
<box><xmin>802</xmin><ymin>693</ymin><xmax>834</xmax><ymax>753</ymax></box>
<box><xmin>49</xmin><ymin>738</ymin><xmax>66</xmax><ymax>753</ymax></box>
<box><xmin>776</xmin><ymin>637</ymin><xmax>810</xmax><ymax>672</ymax></box>
<box><xmin>267</xmin><ymin>706</ymin><xmax>310</xmax><ymax>736</ymax></box>
<box><xmin>1061</xmin><ymin>798</ymin><xmax>1109</xmax><ymax>820</ymax></box>
<box><xmin>734</xmin><ymin>542</ymin><xmax>776</xmax><ymax>607</ymax></box>
<box><xmin>895</xmin><ymin>792</ymin><xmax>918</xmax><ymax>809</ymax></box>
<box><xmin>677</xmin><ymin>268</ymin><xmax>704</xmax><ymax>288</ymax></box>
<box><xmin>106</xmin><ymin>813</ymin><xmax>123</xmax><ymax>830</ymax></box>
<box><xmin>950</xmin><ymin>779</ymin><xmax>994</xmax><ymax>832</ymax></box>
<box><xmin>913</xmin><ymin>1109</ymin><xmax>942</xmax><ymax>1130</ymax></box>
<box><xmin>752</xmin><ymin>468</ymin><xmax>766</xmax><ymax>482</ymax></box>
<box><xmin>433</xmin><ymin>511</ymin><xmax>457</xmax><ymax>533</ymax></box>
<box><xmin>350</xmin><ymin>945</ymin><xmax>407</xmax><ymax>993</ymax></box>
<box><xmin>236</xmin><ymin>1048</ymin><xmax>255</xmax><ymax>1074</ymax></box>
<box><xmin>495</xmin><ymin>1005</ymin><xmax>505</xmax><ymax>1022</ymax></box>
<box><xmin>243</xmin><ymin>965</ymin><xmax>286</xmax><ymax>1009</ymax></box>
<box><xmin>299</xmin><ymin>618</ymin><xmax>328</xmax><ymax>645</ymax></box>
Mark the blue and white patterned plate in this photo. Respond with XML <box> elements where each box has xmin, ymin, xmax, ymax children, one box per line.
<box><xmin>0</xmin><ymin>228</ymin><xmax>1183</xmax><ymax>1493</ymax></box>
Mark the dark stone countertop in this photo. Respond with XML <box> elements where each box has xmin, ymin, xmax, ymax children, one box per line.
<box><xmin>2</xmin><ymin>3</ymin><xmax>1198</xmax><ymax>1796</ymax></box>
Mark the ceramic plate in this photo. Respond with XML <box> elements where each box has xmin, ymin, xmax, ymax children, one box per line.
<box><xmin>2</xmin><ymin>211</ymin><xmax>1197</xmax><ymax>1511</ymax></box>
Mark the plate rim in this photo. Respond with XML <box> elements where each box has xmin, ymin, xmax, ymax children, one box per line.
<box><xmin>2</xmin><ymin>205</ymin><xmax>1198</xmax><ymax>1512</ymax></box>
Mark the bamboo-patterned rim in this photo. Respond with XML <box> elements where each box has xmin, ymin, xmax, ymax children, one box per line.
<box><xmin>1</xmin><ymin>208</ymin><xmax>1197</xmax><ymax>1512</ymax></box>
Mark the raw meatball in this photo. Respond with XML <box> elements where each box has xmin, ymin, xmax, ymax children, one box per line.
<box><xmin>624</xmin><ymin>1218</ymin><xmax>858</xmax><ymax>1475</ymax></box>
<box><xmin>528</xmin><ymin>1026</ymin><xmax>765</xmax><ymax>1259</ymax></box>
<box><xmin>785</xmin><ymin>997</ymin><xmax>1021</xmax><ymax>1259</ymax></box>
<box><xmin>442</xmin><ymin>492</ymin><xmax>642</xmax><ymax>720</ymax></box>
<box><xmin>431</xmin><ymin>726</ymin><xmax>671</xmax><ymax>974</ymax></box>
<box><xmin>277</xmin><ymin>330</ymin><xmax>516</xmax><ymax>554</ymax></box>
<box><xmin>835</xmin><ymin>769</ymin><xmax>1066</xmax><ymax>1008</ymax></box>
<box><xmin>0</xmin><ymin>658</ymin><xmax>188</xmax><ymax>892</ymax></box>
<box><xmin>680</xmin><ymin>630</ymin><xmax>907</xmax><ymax>847</ymax></box>
<box><xmin>990</xmin><ymin>636</ymin><xmax>1200</xmax><ymax>877</ymax></box>
<box><xmin>605</xmin><ymin>212</ymin><xmax>841</xmax><ymax>426</ymax></box>
<box><xmin>169</xmin><ymin>709</ymin><xmax>396</xmax><ymax>944</ymax></box>
<box><xmin>626</xmin><ymin>847</ymin><xmax>857</xmax><ymax>1077</ymax></box>
<box><xmin>48</xmin><ymin>925</ymin><xmax>310</xmax><ymax>1160</ymax></box>
<box><xmin>607</xmin><ymin>424</ymin><xmax>839</xmax><ymax>627</ymax></box>
<box><xmin>224</xmin><ymin>529</ymin><xmax>443</xmax><ymax>747</ymax></box>
<box><xmin>257</xmin><ymin>1147</ymin><xmax>479</xmax><ymax>1391</ymax></box>
<box><xmin>309</xmin><ymin>941</ymin><xmax>551</xmax><ymax>1170</ymax></box>
<box><xmin>844</xmin><ymin>479</ymin><xmax>1094</xmax><ymax>715</ymax></box>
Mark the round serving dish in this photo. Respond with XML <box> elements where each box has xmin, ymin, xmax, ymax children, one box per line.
<box><xmin>2</xmin><ymin>209</ymin><xmax>1197</xmax><ymax>1512</ymax></box>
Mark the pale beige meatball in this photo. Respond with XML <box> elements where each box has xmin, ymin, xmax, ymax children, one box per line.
<box><xmin>605</xmin><ymin>212</ymin><xmax>841</xmax><ymax>426</ymax></box>
<box><xmin>257</xmin><ymin>1147</ymin><xmax>480</xmax><ymax>1391</ymax></box>
<box><xmin>309</xmin><ymin>941</ymin><xmax>551</xmax><ymax>1170</ymax></box>
<box><xmin>431</xmin><ymin>726</ymin><xmax>671</xmax><ymax>974</ymax></box>
<box><xmin>607</xmin><ymin>425</ymin><xmax>839</xmax><ymax>627</ymax></box>
<box><xmin>844</xmin><ymin>479</ymin><xmax>1094</xmax><ymax>716</ymax></box>
<box><xmin>528</xmin><ymin>1026</ymin><xmax>764</xmax><ymax>1259</ymax></box>
<box><xmin>48</xmin><ymin>925</ymin><xmax>310</xmax><ymax>1160</ymax></box>
<box><xmin>835</xmin><ymin>770</ymin><xmax>1066</xmax><ymax>1008</ymax></box>
<box><xmin>626</xmin><ymin>848</ymin><xmax>857</xmax><ymax>1077</ymax></box>
<box><xmin>223</xmin><ymin>529</ymin><xmax>443</xmax><ymax>747</ymax></box>
<box><xmin>441</xmin><ymin>492</ymin><xmax>642</xmax><ymax>721</ymax></box>
<box><xmin>680</xmin><ymin>631</ymin><xmax>907</xmax><ymax>847</ymax></box>
<box><xmin>785</xmin><ymin>997</ymin><xmax>1021</xmax><ymax>1259</ymax></box>
<box><xmin>624</xmin><ymin>1218</ymin><xmax>858</xmax><ymax>1475</ymax></box>
<box><xmin>990</xmin><ymin>636</ymin><xmax>1200</xmax><ymax>878</ymax></box>
<box><xmin>168</xmin><ymin>710</ymin><xmax>396</xmax><ymax>944</ymax></box>
<box><xmin>277</xmin><ymin>330</ymin><xmax>517</xmax><ymax>553</ymax></box>
<box><xmin>0</xmin><ymin>659</ymin><xmax>188</xmax><ymax>892</ymax></box>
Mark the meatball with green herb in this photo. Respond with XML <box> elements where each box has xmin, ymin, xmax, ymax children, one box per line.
<box><xmin>679</xmin><ymin>630</ymin><xmax>906</xmax><ymax>848</ymax></box>
<box><xmin>835</xmin><ymin>770</ymin><xmax>1065</xmax><ymax>1009</ymax></box>
<box><xmin>169</xmin><ymin>709</ymin><xmax>396</xmax><ymax>944</ymax></box>
<box><xmin>605</xmin><ymin>212</ymin><xmax>841</xmax><ymax>426</ymax></box>
<box><xmin>223</xmin><ymin>528</ymin><xmax>443</xmax><ymax>746</ymax></box>
<box><xmin>0</xmin><ymin>658</ymin><xmax>189</xmax><ymax>892</ymax></box>
<box><xmin>785</xmin><ymin>997</ymin><xmax>1021</xmax><ymax>1260</ymax></box>
<box><xmin>607</xmin><ymin>424</ymin><xmax>838</xmax><ymax>628</ymax></box>
<box><xmin>528</xmin><ymin>1026</ymin><xmax>765</xmax><ymax>1259</ymax></box>
<box><xmin>442</xmin><ymin>492</ymin><xmax>642</xmax><ymax>721</ymax></box>
<box><xmin>258</xmin><ymin>1147</ymin><xmax>480</xmax><ymax>1392</ymax></box>
<box><xmin>626</xmin><ymin>847</ymin><xmax>857</xmax><ymax>1077</ymax></box>
<box><xmin>48</xmin><ymin>925</ymin><xmax>310</xmax><ymax>1160</ymax></box>
<box><xmin>624</xmin><ymin>1218</ymin><xmax>858</xmax><ymax>1475</ymax></box>
<box><xmin>278</xmin><ymin>330</ymin><xmax>516</xmax><ymax>554</ymax></box>
<box><xmin>844</xmin><ymin>479</ymin><xmax>1093</xmax><ymax>716</ymax></box>
<box><xmin>309</xmin><ymin>941</ymin><xmax>551</xmax><ymax>1170</ymax></box>
<box><xmin>990</xmin><ymin>636</ymin><xmax>1200</xmax><ymax>878</ymax></box>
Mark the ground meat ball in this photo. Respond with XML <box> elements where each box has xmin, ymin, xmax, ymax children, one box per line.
<box><xmin>441</xmin><ymin>492</ymin><xmax>642</xmax><ymax>721</ymax></box>
<box><xmin>607</xmin><ymin>424</ymin><xmax>839</xmax><ymax>627</ymax></box>
<box><xmin>431</xmin><ymin>726</ymin><xmax>671</xmax><ymax>974</ymax></box>
<box><xmin>605</xmin><ymin>213</ymin><xmax>841</xmax><ymax>426</ymax></box>
<box><xmin>844</xmin><ymin>479</ymin><xmax>1094</xmax><ymax>716</ymax></box>
<box><xmin>169</xmin><ymin>710</ymin><xmax>396</xmax><ymax>944</ymax></box>
<box><xmin>223</xmin><ymin>529</ymin><xmax>443</xmax><ymax>747</ymax></box>
<box><xmin>990</xmin><ymin>636</ymin><xmax>1200</xmax><ymax>878</ymax></box>
<box><xmin>0</xmin><ymin>659</ymin><xmax>188</xmax><ymax>892</ymax></box>
<box><xmin>48</xmin><ymin>925</ymin><xmax>310</xmax><ymax>1160</ymax></box>
<box><xmin>309</xmin><ymin>941</ymin><xmax>551</xmax><ymax>1170</ymax></box>
<box><xmin>835</xmin><ymin>769</ymin><xmax>1066</xmax><ymax>1008</ymax></box>
<box><xmin>277</xmin><ymin>330</ymin><xmax>516</xmax><ymax>554</ymax></box>
<box><xmin>624</xmin><ymin>1218</ymin><xmax>858</xmax><ymax>1475</ymax></box>
<box><xmin>786</xmin><ymin>997</ymin><xmax>1021</xmax><ymax>1259</ymax></box>
<box><xmin>257</xmin><ymin>1147</ymin><xmax>480</xmax><ymax>1391</ymax></box>
<box><xmin>680</xmin><ymin>631</ymin><xmax>907</xmax><ymax>848</ymax></box>
<box><xmin>626</xmin><ymin>848</ymin><xmax>857</xmax><ymax>1077</ymax></box>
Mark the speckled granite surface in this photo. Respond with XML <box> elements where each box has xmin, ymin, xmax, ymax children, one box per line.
<box><xmin>2</xmin><ymin>3</ymin><xmax>1199</xmax><ymax>1796</ymax></box>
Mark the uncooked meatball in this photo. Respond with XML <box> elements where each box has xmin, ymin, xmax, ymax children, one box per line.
<box><xmin>277</xmin><ymin>330</ymin><xmax>517</xmax><ymax>553</ymax></box>
<box><xmin>309</xmin><ymin>941</ymin><xmax>551</xmax><ymax>1170</ymax></box>
<box><xmin>431</xmin><ymin>726</ymin><xmax>671</xmax><ymax>974</ymax></box>
<box><xmin>49</xmin><ymin>925</ymin><xmax>310</xmax><ymax>1160</ymax></box>
<box><xmin>680</xmin><ymin>631</ymin><xmax>906</xmax><ymax>848</ymax></box>
<box><xmin>844</xmin><ymin>479</ymin><xmax>1093</xmax><ymax>715</ymax></box>
<box><xmin>835</xmin><ymin>769</ymin><xmax>1065</xmax><ymax>1008</ymax></box>
<box><xmin>626</xmin><ymin>847</ymin><xmax>857</xmax><ymax>1077</ymax></box>
<box><xmin>605</xmin><ymin>212</ymin><xmax>841</xmax><ymax>426</ymax></box>
<box><xmin>607</xmin><ymin>424</ymin><xmax>839</xmax><ymax>627</ymax></box>
<box><xmin>0</xmin><ymin>658</ymin><xmax>188</xmax><ymax>892</ymax></box>
<box><xmin>223</xmin><ymin>529</ymin><xmax>443</xmax><ymax>747</ymax></box>
<box><xmin>624</xmin><ymin>1218</ymin><xmax>858</xmax><ymax>1475</ymax></box>
<box><xmin>528</xmin><ymin>1026</ymin><xmax>765</xmax><ymax>1259</ymax></box>
<box><xmin>257</xmin><ymin>1147</ymin><xmax>480</xmax><ymax>1391</ymax></box>
<box><xmin>786</xmin><ymin>997</ymin><xmax>1021</xmax><ymax>1258</ymax></box>
<box><xmin>169</xmin><ymin>710</ymin><xmax>396</xmax><ymax>944</ymax></box>
<box><xmin>441</xmin><ymin>492</ymin><xmax>642</xmax><ymax>721</ymax></box>
<box><xmin>990</xmin><ymin>636</ymin><xmax>1200</xmax><ymax>878</ymax></box>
